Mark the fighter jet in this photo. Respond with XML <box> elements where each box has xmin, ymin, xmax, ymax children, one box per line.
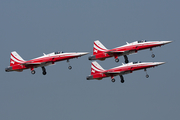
<box><xmin>5</xmin><ymin>51</ymin><xmax>89</xmax><ymax>75</ymax></box>
<box><xmin>87</xmin><ymin>61</ymin><xmax>165</xmax><ymax>83</ymax></box>
<box><xmin>89</xmin><ymin>40</ymin><xmax>172</xmax><ymax>63</ymax></box>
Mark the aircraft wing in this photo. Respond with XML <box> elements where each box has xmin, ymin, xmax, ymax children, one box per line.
<box><xmin>105</xmin><ymin>51</ymin><xmax>124</xmax><ymax>54</ymax></box>
<box><xmin>21</xmin><ymin>62</ymin><xmax>43</xmax><ymax>65</ymax></box>
<box><xmin>103</xmin><ymin>70</ymin><xmax>131</xmax><ymax>76</ymax></box>
<box><xmin>104</xmin><ymin>71</ymin><xmax>121</xmax><ymax>74</ymax></box>
<box><xmin>105</xmin><ymin>50</ymin><xmax>137</xmax><ymax>56</ymax></box>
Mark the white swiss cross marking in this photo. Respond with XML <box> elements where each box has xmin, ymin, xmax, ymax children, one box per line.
<box><xmin>94</xmin><ymin>49</ymin><xmax>98</xmax><ymax>53</ymax></box>
<box><xmin>92</xmin><ymin>70</ymin><xmax>95</xmax><ymax>73</ymax></box>
<box><xmin>11</xmin><ymin>61</ymin><xmax>15</xmax><ymax>64</ymax></box>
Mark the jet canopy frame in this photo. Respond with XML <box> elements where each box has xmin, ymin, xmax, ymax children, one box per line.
<box><xmin>137</xmin><ymin>40</ymin><xmax>147</xmax><ymax>43</ymax></box>
<box><xmin>54</xmin><ymin>51</ymin><xmax>64</xmax><ymax>54</ymax></box>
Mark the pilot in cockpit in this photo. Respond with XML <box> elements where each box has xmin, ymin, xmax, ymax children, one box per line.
<box><xmin>132</xmin><ymin>61</ymin><xmax>141</xmax><ymax>64</ymax></box>
<box><xmin>54</xmin><ymin>51</ymin><xmax>60</xmax><ymax>54</ymax></box>
<box><xmin>137</xmin><ymin>40</ymin><xmax>147</xmax><ymax>43</ymax></box>
<box><xmin>54</xmin><ymin>51</ymin><xmax>64</xmax><ymax>54</ymax></box>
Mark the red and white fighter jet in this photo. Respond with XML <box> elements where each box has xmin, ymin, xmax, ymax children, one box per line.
<box><xmin>86</xmin><ymin>61</ymin><xmax>165</xmax><ymax>83</ymax></box>
<box><xmin>89</xmin><ymin>40</ymin><xmax>172</xmax><ymax>63</ymax></box>
<box><xmin>5</xmin><ymin>51</ymin><xmax>89</xmax><ymax>75</ymax></box>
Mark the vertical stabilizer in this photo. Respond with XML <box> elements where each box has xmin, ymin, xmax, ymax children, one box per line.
<box><xmin>10</xmin><ymin>51</ymin><xmax>25</xmax><ymax>66</ymax></box>
<box><xmin>91</xmin><ymin>61</ymin><xmax>105</xmax><ymax>75</ymax></box>
<box><xmin>93</xmin><ymin>40</ymin><xmax>108</xmax><ymax>55</ymax></box>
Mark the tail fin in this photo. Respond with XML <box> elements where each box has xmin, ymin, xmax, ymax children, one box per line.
<box><xmin>93</xmin><ymin>40</ymin><xmax>108</xmax><ymax>55</ymax></box>
<box><xmin>91</xmin><ymin>61</ymin><xmax>105</xmax><ymax>75</ymax></box>
<box><xmin>10</xmin><ymin>51</ymin><xmax>25</xmax><ymax>66</ymax></box>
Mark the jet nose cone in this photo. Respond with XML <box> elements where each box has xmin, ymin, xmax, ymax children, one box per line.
<box><xmin>154</xmin><ymin>62</ymin><xmax>166</xmax><ymax>66</ymax></box>
<box><xmin>83</xmin><ymin>52</ymin><xmax>90</xmax><ymax>55</ymax></box>
<box><xmin>156</xmin><ymin>41</ymin><xmax>172</xmax><ymax>45</ymax></box>
<box><xmin>158</xmin><ymin>62</ymin><xmax>165</xmax><ymax>65</ymax></box>
<box><xmin>79</xmin><ymin>52</ymin><xmax>89</xmax><ymax>56</ymax></box>
<box><xmin>163</xmin><ymin>41</ymin><xmax>172</xmax><ymax>45</ymax></box>
<box><xmin>76</xmin><ymin>52</ymin><xmax>89</xmax><ymax>56</ymax></box>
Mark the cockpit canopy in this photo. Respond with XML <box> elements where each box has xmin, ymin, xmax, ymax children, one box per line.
<box><xmin>129</xmin><ymin>40</ymin><xmax>147</xmax><ymax>44</ymax></box>
<box><xmin>54</xmin><ymin>51</ymin><xmax>64</xmax><ymax>54</ymax></box>
<box><xmin>137</xmin><ymin>40</ymin><xmax>147</xmax><ymax>43</ymax></box>
<box><xmin>132</xmin><ymin>61</ymin><xmax>141</xmax><ymax>64</ymax></box>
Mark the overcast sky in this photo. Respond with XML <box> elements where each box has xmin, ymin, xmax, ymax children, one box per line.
<box><xmin>0</xmin><ymin>0</ymin><xmax>179</xmax><ymax>120</ymax></box>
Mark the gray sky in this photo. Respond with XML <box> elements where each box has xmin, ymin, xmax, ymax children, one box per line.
<box><xmin>0</xmin><ymin>0</ymin><xmax>179</xmax><ymax>120</ymax></box>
